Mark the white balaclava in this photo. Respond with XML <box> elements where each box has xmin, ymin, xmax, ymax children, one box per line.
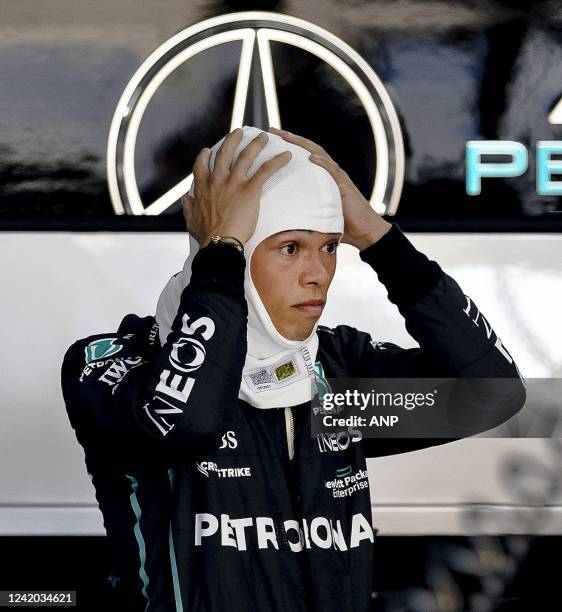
<box><xmin>155</xmin><ymin>126</ymin><xmax>344</xmax><ymax>409</ymax></box>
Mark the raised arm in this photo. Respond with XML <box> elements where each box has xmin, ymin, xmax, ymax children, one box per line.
<box><xmin>267</xmin><ymin>128</ymin><xmax>526</xmax><ymax>458</ymax></box>
<box><xmin>61</xmin><ymin>129</ymin><xmax>292</xmax><ymax>462</ymax></box>
<box><xmin>342</xmin><ymin>224</ymin><xmax>527</xmax><ymax>457</ymax></box>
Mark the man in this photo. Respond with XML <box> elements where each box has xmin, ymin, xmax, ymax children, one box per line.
<box><xmin>61</xmin><ymin>127</ymin><xmax>526</xmax><ymax>611</ymax></box>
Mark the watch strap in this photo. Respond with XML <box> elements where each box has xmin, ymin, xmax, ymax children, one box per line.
<box><xmin>210</xmin><ymin>235</ymin><xmax>245</xmax><ymax>253</ymax></box>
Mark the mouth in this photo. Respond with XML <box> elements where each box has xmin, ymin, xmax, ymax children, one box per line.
<box><xmin>292</xmin><ymin>299</ymin><xmax>325</xmax><ymax>316</ymax></box>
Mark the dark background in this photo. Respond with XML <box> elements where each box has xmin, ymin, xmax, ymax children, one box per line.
<box><xmin>1</xmin><ymin>536</ymin><xmax>558</xmax><ymax>610</ymax></box>
<box><xmin>1</xmin><ymin>0</ymin><xmax>561</xmax><ymax>230</ymax></box>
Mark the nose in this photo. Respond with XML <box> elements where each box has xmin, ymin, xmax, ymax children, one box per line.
<box><xmin>299</xmin><ymin>251</ymin><xmax>331</xmax><ymax>287</ymax></box>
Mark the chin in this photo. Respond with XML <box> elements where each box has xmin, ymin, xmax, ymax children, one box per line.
<box><xmin>274</xmin><ymin>314</ymin><xmax>318</xmax><ymax>341</ymax></box>
<box><xmin>289</xmin><ymin>325</ymin><xmax>316</xmax><ymax>342</ymax></box>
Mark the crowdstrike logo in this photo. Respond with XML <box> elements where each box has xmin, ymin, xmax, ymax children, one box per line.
<box><xmin>107</xmin><ymin>11</ymin><xmax>404</xmax><ymax>217</ymax></box>
<box><xmin>196</xmin><ymin>461</ymin><xmax>251</xmax><ymax>479</ymax></box>
<box><xmin>194</xmin><ymin>511</ymin><xmax>375</xmax><ymax>552</ymax></box>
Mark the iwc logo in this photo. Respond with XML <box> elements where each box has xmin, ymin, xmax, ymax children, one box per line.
<box><xmin>107</xmin><ymin>11</ymin><xmax>404</xmax><ymax>217</ymax></box>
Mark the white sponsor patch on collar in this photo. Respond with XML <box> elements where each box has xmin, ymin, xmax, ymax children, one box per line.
<box><xmin>243</xmin><ymin>349</ymin><xmax>311</xmax><ymax>393</ymax></box>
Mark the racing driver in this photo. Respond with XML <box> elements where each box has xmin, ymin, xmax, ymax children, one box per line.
<box><xmin>61</xmin><ymin>126</ymin><xmax>526</xmax><ymax>611</ymax></box>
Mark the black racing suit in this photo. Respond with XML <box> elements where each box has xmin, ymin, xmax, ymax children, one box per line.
<box><xmin>60</xmin><ymin>224</ymin><xmax>526</xmax><ymax>611</ymax></box>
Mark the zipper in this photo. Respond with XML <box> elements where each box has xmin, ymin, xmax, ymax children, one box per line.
<box><xmin>284</xmin><ymin>406</ymin><xmax>295</xmax><ymax>460</ymax></box>
<box><xmin>284</xmin><ymin>407</ymin><xmax>303</xmax><ymax>518</ymax></box>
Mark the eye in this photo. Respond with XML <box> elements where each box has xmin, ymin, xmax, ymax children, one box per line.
<box><xmin>322</xmin><ymin>240</ymin><xmax>339</xmax><ymax>254</ymax></box>
<box><xmin>280</xmin><ymin>242</ymin><xmax>298</xmax><ymax>255</ymax></box>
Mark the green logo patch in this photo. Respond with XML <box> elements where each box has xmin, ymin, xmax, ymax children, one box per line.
<box><xmin>313</xmin><ymin>360</ymin><xmax>332</xmax><ymax>399</ymax></box>
<box><xmin>84</xmin><ymin>337</ymin><xmax>123</xmax><ymax>364</ymax></box>
<box><xmin>336</xmin><ymin>465</ymin><xmax>353</xmax><ymax>478</ymax></box>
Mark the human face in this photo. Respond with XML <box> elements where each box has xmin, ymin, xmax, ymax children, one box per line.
<box><xmin>251</xmin><ymin>230</ymin><xmax>341</xmax><ymax>341</ymax></box>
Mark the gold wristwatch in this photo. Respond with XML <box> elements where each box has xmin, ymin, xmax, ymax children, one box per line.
<box><xmin>209</xmin><ymin>235</ymin><xmax>244</xmax><ymax>253</ymax></box>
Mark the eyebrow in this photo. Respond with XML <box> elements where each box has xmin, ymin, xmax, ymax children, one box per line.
<box><xmin>275</xmin><ymin>230</ymin><xmax>340</xmax><ymax>239</ymax></box>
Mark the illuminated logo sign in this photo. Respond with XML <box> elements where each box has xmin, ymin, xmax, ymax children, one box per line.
<box><xmin>466</xmin><ymin>101</ymin><xmax>562</xmax><ymax>196</ymax></box>
<box><xmin>107</xmin><ymin>11</ymin><xmax>404</xmax><ymax>217</ymax></box>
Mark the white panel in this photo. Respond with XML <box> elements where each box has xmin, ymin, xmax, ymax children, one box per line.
<box><xmin>0</xmin><ymin>232</ymin><xmax>560</xmax><ymax>534</ymax></box>
<box><xmin>371</xmin><ymin>505</ymin><xmax>562</xmax><ymax>536</ymax></box>
<box><xmin>367</xmin><ymin>438</ymin><xmax>562</xmax><ymax>519</ymax></box>
<box><xmin>0</xmin><ymin>233</ymin><xmax>190</xmax><ymax>505</ymax></box>
<box><xmin>0</xmin><ymin>507</ymin><xmax>104</xmax><ymax>536</ymax></box>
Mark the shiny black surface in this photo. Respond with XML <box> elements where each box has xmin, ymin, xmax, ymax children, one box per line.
<box><xmin>0</xmin><ymin>536</ymin><xmax>558</xmax><ymax>610</ymax></box>
<box><xmin>0</xmin><ymin>0</ymin><xmax>560</xmax><ymax>230</ymax></box>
